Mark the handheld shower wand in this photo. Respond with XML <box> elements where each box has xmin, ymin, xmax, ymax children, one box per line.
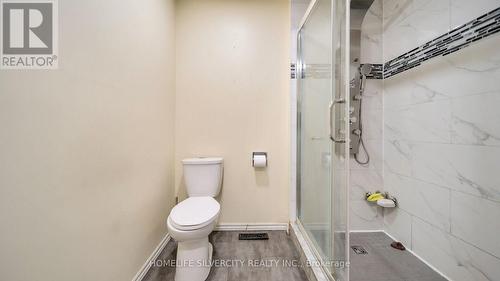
<box><xmin>354</xmin><ymin>64</ymin><xmax>372</xmax><ymax>165</ymax></box>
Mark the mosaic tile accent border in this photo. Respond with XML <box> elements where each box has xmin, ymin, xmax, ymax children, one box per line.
<box><xmin>382</xmin><ymin>6</ymin><xmax>500</xmax><ymax>79</ymax></box>
<box><xmin>293</xmin><ymin>7</ymin><xmax>500</xmax><ymax>80</ymax></box>
<box><xmin>362</xmin><ymin>63</ymin><xmax>383</xmax><ymax>79</ymax></box>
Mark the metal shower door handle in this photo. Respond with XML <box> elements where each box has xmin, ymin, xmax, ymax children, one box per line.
<box><xmin>329</xmin><ymin>98</ymin><xmax>346</xmax><ymax>143</ymax></box>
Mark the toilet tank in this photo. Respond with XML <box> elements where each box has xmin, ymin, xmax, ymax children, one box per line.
<box><xmin>182</xmin><ymin>157</ymin><xmax>223</xmax><ymax>197</ymax></box>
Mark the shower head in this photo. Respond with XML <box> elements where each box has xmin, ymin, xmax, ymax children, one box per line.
<box><xmin>360</xmin><ymin>64</ymin><xmax>373</xmax><ymax>76</ymax></box>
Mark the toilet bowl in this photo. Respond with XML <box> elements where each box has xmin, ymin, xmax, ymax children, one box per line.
<box><xmin>167</xmin><ymin>196</ymin><xmax>220</xmax><ymax>281</ymax></box>
<box><xmin>167</xmin><ymin>157</ymin><xmax>223</xmax><ymax>281</ymax></box>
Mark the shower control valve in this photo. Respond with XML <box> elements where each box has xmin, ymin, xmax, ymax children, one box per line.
<box><xmin>352</xmin><ymin>129</ymin><xmax>361</xmax><ymax>136</ymax></box>
<box><xmin>354</xmin><ymin>94</ymin><xmax>362</xmax><ymax>100</ymax></box>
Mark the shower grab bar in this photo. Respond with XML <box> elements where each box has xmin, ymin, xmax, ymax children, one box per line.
<box><xmin>329</xmin><ymin>98</ymin><xmax>346</xmax><ymax>143</ymax></box>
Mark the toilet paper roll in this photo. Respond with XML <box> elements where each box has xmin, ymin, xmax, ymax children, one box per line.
<box><xmin>253</xmin><ymin>154</ymin><xmax>267</xmax><ymax>168</ymax></box>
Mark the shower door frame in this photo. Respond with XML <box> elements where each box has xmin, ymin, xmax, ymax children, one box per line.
<box><xmin>296</xmin><ymin>0</ymin><xmax>351</xmax><ymax>280</ymax></box>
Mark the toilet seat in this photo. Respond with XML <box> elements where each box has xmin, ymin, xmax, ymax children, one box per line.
<box><xmin>169</xmin><ymin>197</ymin><xmax>220</xmax><ymax>231</ymax></box>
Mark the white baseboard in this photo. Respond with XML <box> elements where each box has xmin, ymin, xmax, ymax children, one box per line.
<box><xmin>131</xmin><ymin>229</ymin><xmax>449</xmax><ymax>281</ymax></box>
<box><xmin>215</xmin><ymin>223</ymin><xmax>288</xmax><ymax>231</ymax></box>
<box><xmin>132</xmin><ymin>233</ymin><xmax>171</xmax><ymax>281</ymax></box>
<box><xmin>132</xmin><ymin>223</ymin><xmax>287</xmax><ymax>281</ymax></box>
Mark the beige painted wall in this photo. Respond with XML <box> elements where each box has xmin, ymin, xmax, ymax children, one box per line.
<box><xmin>175</xmin><ymin>0</ymin><xmax>290</xmax><ymax>223</ymax></box>
<box><xmin>0</xmin><ymin>0</ymin><xmax>176</xmax><ymax>280</ymax></box>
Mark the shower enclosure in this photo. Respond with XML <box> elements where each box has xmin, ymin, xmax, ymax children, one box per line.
<box><xmin>296</xmin><ymin>0</ymin><xmax>350</xmax><ymax>279</ymax></box>
<box><xmin>297</xmin><ymin>0</ymin><xmax>500</xmax><ymax>280</ymax></box>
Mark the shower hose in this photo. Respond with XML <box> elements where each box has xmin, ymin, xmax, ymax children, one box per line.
<box><xmin>354</xmin><ymin>72</ymin><xmax>371</xmax><ymax>165</ymax></box>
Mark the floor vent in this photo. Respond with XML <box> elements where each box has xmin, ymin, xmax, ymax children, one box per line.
<box><xmin>239</xmin><ymin>233</ymin><xmax>269</xmax><ymax>240</ymax></box>
<box><xmin>351</xmin><ymin>245</ymin><xmax>368</xmax><ymax>255</ymax></box>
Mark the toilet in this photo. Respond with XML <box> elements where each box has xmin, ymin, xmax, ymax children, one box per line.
<box><xmin>167</xmin><ymin>157</ymin><xmax>223</xmax><ymax>281</ymax></box>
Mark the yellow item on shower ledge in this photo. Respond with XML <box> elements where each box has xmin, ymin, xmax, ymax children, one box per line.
<box><xmin>367</xmin><ymin>193</ymin><xmax>384</xmax><ymax>202</ymax></box>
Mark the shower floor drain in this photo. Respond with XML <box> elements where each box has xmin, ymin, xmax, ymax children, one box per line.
<box><xmin>351</xmin><ymin>245</ymin><xmax>368</xmax><ymax>255</ymax></box>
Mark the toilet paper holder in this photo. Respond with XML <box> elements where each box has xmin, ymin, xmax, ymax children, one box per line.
<box><xmin>252</xmin><ymin>152</ymin><xmax>267</xmax><ymax>167</ymax></box>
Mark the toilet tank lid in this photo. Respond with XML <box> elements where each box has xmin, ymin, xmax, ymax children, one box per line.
<box><xmin>182</xmin><ymin>157</ymin><xmax>223</xmax><ymax>165</ymax></box>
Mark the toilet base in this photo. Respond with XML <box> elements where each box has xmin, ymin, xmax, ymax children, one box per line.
<box><xmin>174</xmin><ymin>237</ymin><xmax>213</xmax><ymax>281</ymax></box>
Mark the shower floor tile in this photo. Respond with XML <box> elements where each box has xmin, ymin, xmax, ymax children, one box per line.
<box><xmin>350</xmin><ymin>232</ymin><xmax>448</xmax><ymax>281</ymax></box>
<box><xmin>143</xmin><ymin>231</ymin><xmax>308</xmax><ymax>281</ymax></box>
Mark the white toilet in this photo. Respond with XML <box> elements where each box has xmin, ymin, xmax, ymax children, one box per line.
<box><xmin>167</xmin><ymin>157</ymin><xmax>223</xmax><ymax>281</ymax></box>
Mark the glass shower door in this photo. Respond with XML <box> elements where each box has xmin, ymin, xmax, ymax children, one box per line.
<box><xmin>297</xmin><ymin>0</ymin><xmax>349</xmax><ymax>279</ymax></box>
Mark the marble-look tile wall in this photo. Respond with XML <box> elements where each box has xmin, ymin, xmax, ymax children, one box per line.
<box><xmin>382</xmin><ymin>0</ymin><xmax>500</xmax><ymax>280</ymax></box>
<box><xmin>350</xmin><ymin>0</ymin><xmax>385</xmax><ymax>231</ymax></box>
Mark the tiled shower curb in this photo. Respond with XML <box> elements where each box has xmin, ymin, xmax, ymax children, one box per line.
<box><xmin>289</xmin><ymin>222</ymin><xmax>330</xmax><ymax>281</ymax></box>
